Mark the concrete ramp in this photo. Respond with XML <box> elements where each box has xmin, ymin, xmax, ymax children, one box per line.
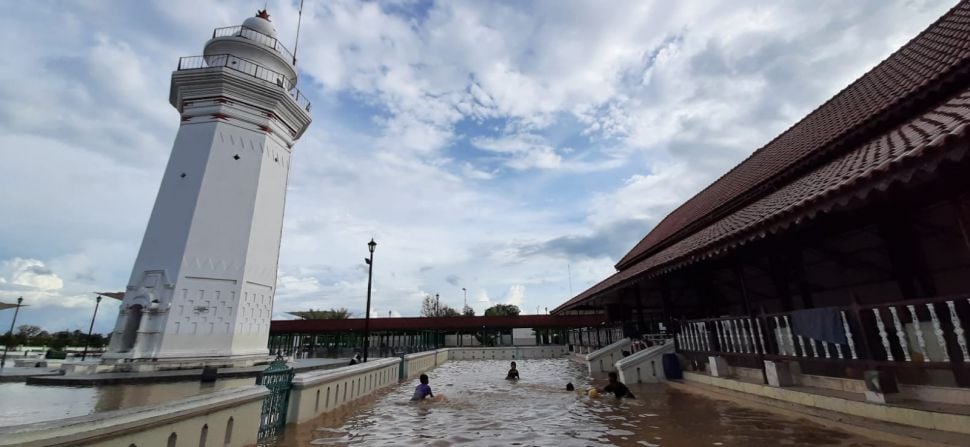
<box><xmin>615</xmin><ymin>340</ymin><xmax>675</xmax><ymax>384</ymax></box>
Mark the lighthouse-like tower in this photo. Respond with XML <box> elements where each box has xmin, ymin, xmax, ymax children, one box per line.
<box><xmin>103</xmin><ymin>11</ymin><xmax>311</xmax><ymax>366</ymax></box>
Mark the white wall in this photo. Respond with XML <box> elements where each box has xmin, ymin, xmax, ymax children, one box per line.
<box><xmin>0</xmin><ymin>386</ymin><xmax>267</xmax><ymax>447</ymax></box>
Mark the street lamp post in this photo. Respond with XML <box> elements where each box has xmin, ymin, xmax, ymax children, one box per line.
<box><xmin>1</xmin><ymin>297</ymin><xmax>24</xmax><ymax>369</ymax></box>
<box><xmin>462</xmin><ymin>288</ymin><xmax>467</xmax><ymax>308</ymax></box>
<box><xmin>435</xmin><ymin>294</ymin><xmax>440</xmax><ymax>316</ymax></box>
<box><xmin>81</xmin><ymin>295</ymin><xmax>103</xmax><ymax>362</ymax></box>
<box><xmin>363</xmin><ymin>239</ymin><xmax>377</xmax><ymax>362</ymax></box>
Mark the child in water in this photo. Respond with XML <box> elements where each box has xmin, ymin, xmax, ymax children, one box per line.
<box><xmin>601</xmin><ymin>371</ymin><xmax>635</xmax><ymax>398</ymax></box>
<box><xmin>411</xmin><ymin>374</ymin><xmax>434</xmax><ymax>401</ymax></box>
<box><xmin>506</xmin><ymin>361</ymin><xmax>520</xmax><ymax>380</ymax></box>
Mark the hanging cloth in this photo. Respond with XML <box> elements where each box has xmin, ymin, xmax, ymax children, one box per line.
<box><xmin>790</xmin><ymin>307</ymin><xmax>847</xmax><ymax>345</ymax></box>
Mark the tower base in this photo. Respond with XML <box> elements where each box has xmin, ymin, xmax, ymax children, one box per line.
<box><xmin>88</xmin><ymin>354</ymin><xmax>274</xmax><ymax>374</ymax></box>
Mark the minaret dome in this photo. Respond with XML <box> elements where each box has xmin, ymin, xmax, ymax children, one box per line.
<box><xmin>203</xmin><ymin>10</ymin><xmax>297</xmax><ymax>84</ymax></box>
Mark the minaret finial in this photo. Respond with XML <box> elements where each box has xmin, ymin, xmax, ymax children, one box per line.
<box><xmin>256</xmin><ymin>9</ymin><xmax>271</xmax><ymax>21</ymax></box>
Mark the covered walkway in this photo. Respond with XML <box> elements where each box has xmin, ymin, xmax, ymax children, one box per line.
<box><xmin>554</xmin><ymin>3</ymin><xmax>970</xmax><ymax>394</ymax></box>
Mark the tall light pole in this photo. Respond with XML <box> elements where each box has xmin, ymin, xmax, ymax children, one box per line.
<box><xmin>81</xmin><ymin>295</ymin><xmax>103</xmax><ymax>361</ymax></box>
<box><xmin>435</xmin><ymin>294</ymin><xmax>440</xmax><ymax>317</ymax></box>
<box><xmin>363</xmin><ymin>239</ymin><xmax>377</xmax><ymax>362</ymax></box>
<box><xmin>1</xmin><ymin>297</ymin><xmax>24</xmax><ymax>369</ymax></box>
<box><xmin>462</xmin><ymin>288</ymin><xmax>467</xmax><ymax>308</ymax></box>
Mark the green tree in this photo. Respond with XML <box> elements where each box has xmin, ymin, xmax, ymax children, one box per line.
<box><xmin>484</xmin><ymin>304</ymin><xmax>520</xmax><ymax>316</ymax></box>
<box><xmin>462</xmin><ymin>305</ymin><xmax>475</xmax><ymax>316</ymax></box>
<box><xmin>421</xmin><ymin>295</ymin><xmax>460</xmax><ymax>317</ymax></box>
<box><xmin>290</xmin><ymin>308</ymin><xmax>352</xmax><ymax>319</ymax></box>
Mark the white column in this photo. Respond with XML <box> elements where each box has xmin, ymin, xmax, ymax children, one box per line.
<box><xmin>927</xmin><ymin>303</ymin><xmax>949</xmax><ymax>362</ymax></box>
<box><xmin>947</xmin><ymin>300</ymin><xmax>969</xmax><ymax>361</ymax></box>
<box><xmin>907</xmin><ymin>305</ymin><xmax>929</xmax><ymax>361</ymax></box>
<box><xmin>840</xmin><ymin>311</ymin><xmax>858</xmax><ymax>360</ymax></box>
<box><xmin>784</xmin><ymin>316</ymin><xmax>796</xmax><ymax>357</ymax></box>
<box><xmin>889</xmin><ymin>306</ymin><xmax>911</xmax><ymax>361</ymax></box>
<box><xmin>874</xmin><ymin>308</ymin><xmax>894</xmax><ymax>361</ymax></box>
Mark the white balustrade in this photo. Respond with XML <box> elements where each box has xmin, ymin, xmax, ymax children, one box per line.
<box><xmin>773</xmin><ymin>317</ymin><xmax>786</xmax><ymax>355</ymax></box>
<box><xmin>889</xmin><ymin>306</ymin><xmax>912</xmax><ymax>361</ymax></box>
<box><xmin>927</xmin><ymin>303</ymin><xmax>950</xmax><ymax>362</ymax></box>
<box><xmin>947</xmin><ymin>300</ymin><xmax>968</xmax><ymax>361</ymax></box>
<box><xmin>701</xmin><ymin>322</ymin><xmax>710</xmax><ymax>351</ymax></box>
<box><xmin>690</xmin><ymin>323</ymin><xmax>699</xmax><ymax>351</ymax></box>
<box><xmin>784</xmin><ymin>316</ymin><xmax>796</xmax><ymax>357</ymax></box>
<box><xmin>835</xmin><ymin>343</ymin><xmax>844</xmax><ymax>359</ymax></box>
<box><xmin>734</xmin><ymin>318</ymin><xmax>751</xmax><ymax>354</ymax></box>
<box><xmin>907</xmin><ymin>304</ymin><xmax>929</xmax><ymax>362</ymax></box>
<box><xmin>754</xmin><ymin>318</ymin><xmax>765</xmax><ymax>355</ymax></box>
<box><xmin>797</xmin><ymin>335</ymin><xmax>807</xmax><ymax>358</ymax></box>
<box><xmin>840</xmin><ymin>311</ymin><xmax>858</xmax><ymax>360</ymax></box>
<box><xmin>809</xmin><ymin>338</ymin><xmax>819</xmax><ymax>358</ymax></box>
<box><xmin>715</xmin><ymin>320</ymin><xmax>725</xmax><ymax>352</ymax></box>
<box><xmin>822</xmin><ymin>341</ymin><xmax>831</xmax><ymax>359</ymax></box>
<box><xmin>727</xmin><ymin>320</ymin><xmax>741</xmax><ymax>353</ymax></box>
<box><xmin>874</xmin><ymin>308</ymin><xmax>894</xmax><ymax>362</ymax></box>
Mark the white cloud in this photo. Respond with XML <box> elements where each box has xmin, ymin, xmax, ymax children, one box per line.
<box><xmin>0</xmin><ymin>0</ymin><xmax>957</xmax><ymax>333</ymax></box>
<box><xmin>1</xmin><ymin>258</ymin><xmax>64</xmax><ymax>291</ymax></box>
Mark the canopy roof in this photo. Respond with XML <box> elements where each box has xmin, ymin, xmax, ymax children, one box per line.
<box><xmin>556</xmin><ymin>2</ymin><xmax>970</xmax><ymax>314</ymax></box>
<box><xmin>0</xmin><ymin>302</ymin><xmax>21</xmax><ymax>311</ymax></box>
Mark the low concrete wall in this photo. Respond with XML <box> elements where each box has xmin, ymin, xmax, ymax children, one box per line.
<box><xmin>0</xmin><ymin>385</ymin><xmax>267</xmax><ymax>447</ymax></box>
<box><xmin>403</xmin><ymin>350</ymin><xmax>440</xmax><ymax>380</ymax></box>
<box><xmin>683</xmin><ymin>371</ymin><xmax>970</xmax><ymax>435</ymax></box>
<box><xmin>443</xmin><ymin>345</ymin><xmax>567</xmax><ymax>360</ymax></box>
<box><xmin>615</xmin><ymin>341</ymin><xmax>675</xmax><ymax>384</ymax></box>
<box><xmin>287</xmin><ymin>358</ymin><xmax>400</xmax><ymax>424</ymax></box>
<box><xmin>585</xmin><ymin>338</ymin><xmax>630</xmax><ymax>376</ymax></box>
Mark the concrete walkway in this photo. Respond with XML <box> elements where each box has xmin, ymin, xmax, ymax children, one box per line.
<box><xmin>0</xmin><ymin>366</ymin><xmax>62</xmax><ymax>383</ymax></box>
<box><xmin>25</xmin><ymin>357</ymin><xmax>352</xmax><ymax>386</ymax></box>
<box><xmin>674</xmin><ymin>371</ymin><xmax>970</xmax><ymax>447</ymax></box>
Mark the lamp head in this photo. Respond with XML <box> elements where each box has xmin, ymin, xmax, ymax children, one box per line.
<box><xmin>368</xmin><ymin>238</ymin><xmax>377</xmax><ymax>253</ymax></box>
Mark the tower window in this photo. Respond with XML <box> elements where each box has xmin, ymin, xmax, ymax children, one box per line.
<box><xmin>232</xmin><ymin>154</ymin><xmax>240</xmax><ymax>160</ymax></box>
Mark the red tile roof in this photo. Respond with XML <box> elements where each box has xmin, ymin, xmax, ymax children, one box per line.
<box><xmin>556</xmin><ymin>2</ymin><xmax>970</xmax><ymax>313</ymax></box>
<box><xmin>615</xmin><ymin>1</ymin><xmax>970</xmax><ymax>271</ymax></box>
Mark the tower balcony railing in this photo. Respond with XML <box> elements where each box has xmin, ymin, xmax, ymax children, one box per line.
<box><xmin>212</xmin><ymin>25</ymin><xmax>295</xmax><ymax>65</ymax></box>
<box><xmin>177</xmin><ymin>54</ymin><xmax>311</xmax><ymax>112</ymax></box>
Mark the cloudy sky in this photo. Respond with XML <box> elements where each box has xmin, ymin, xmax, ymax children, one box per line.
<box><xmin>0</xmin><ymin>0</ymin><xmax>956</xmax><ymax>334</ymax></box>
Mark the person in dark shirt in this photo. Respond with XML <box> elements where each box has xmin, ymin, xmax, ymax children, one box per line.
<box><xmin>411</xmin><ymin>374</ymin><xmax>434</xmax><ymax>401</ymax></box>
<box><xmin>506</xmin><ymin>361</ymin><xmax>520</xmax><ymax>380</ymax></box>
<box><xmin>601</xmin><ymin>371</ymin><xmax>635</xmax><ymax>398</ymax></box>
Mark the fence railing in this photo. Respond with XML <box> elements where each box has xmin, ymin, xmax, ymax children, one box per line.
<box><xmin>177</xmin><ymin>54</ymin><xmax>311</xmax><ymax>112</ymax></box>
<box><xmin>212</xmin><ymin>25</ymin><xmax>295</xmax><ymax>65</ymax></box>
<box><xmin>676</xmin><ymin>295</ymin><xmax>970</xmax><ymax>369</ymax></box>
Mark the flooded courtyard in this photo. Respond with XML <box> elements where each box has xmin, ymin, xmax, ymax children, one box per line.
<box><xmin>278</xmin><ymin>359</ymin><xmax>896</xmax><ymax>446</ymax></box>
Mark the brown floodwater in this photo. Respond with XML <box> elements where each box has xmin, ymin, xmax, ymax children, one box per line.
<box><xmin>278</xmin><ymin>359</ymin><xmax>898</xmax><ymax>447</ymax></box>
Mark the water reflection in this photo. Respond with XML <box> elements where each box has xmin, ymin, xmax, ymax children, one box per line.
<box><xmin>280</xmin><ymin>359</ymin><xmax>897</xmax><ymax>447</ymax></box>
<box><xmin>0</xmin><ymin>377</ymin><xmax>254</xmax><ymax>426</ymax></box>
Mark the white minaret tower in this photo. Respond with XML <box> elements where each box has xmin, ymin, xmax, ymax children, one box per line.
<box><xmin>103</xmin><ymin>10</ymin><xmax>311</xmax><ymax>367</ymax></box>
